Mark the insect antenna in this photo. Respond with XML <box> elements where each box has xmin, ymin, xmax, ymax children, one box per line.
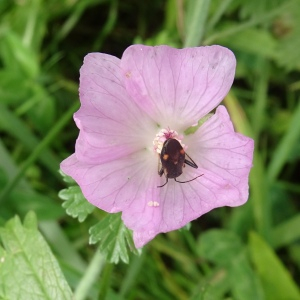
<box><xmin>174</xmin><ymin>174</ymin><xmax>203</xmax><ymax>184</ymax></box>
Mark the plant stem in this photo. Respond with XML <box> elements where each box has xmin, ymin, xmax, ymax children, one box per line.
<box><xmin>98</xmin><ymin>262</ymin><xmax>114</xmax><ymax>300</ymax></box>
<box><xmin>74</xmin><ymin>247</ymin><xmax>106</xmax><ymax>300</ymax></box>
<box><xmin>184</xmin><ymin>0</ymin><xmax>211</xmax><ymax>47</ymax></box>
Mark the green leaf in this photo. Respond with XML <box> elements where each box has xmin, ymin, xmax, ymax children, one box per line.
<box><xmin>0</xmin><ymin>102</ymin><xmax>61</xmax><ymax>179</ymax></box>
<box><xmin>197</xmin><ymin>268</ymin><xmax>230</xmax><ymax>300</ymax></box>
<box><xmin>184</xmin><ymin>0</ymin><xmax>211</xmax><ymax>46</ymax></box>
<box><xmin>198</xmin><ymin>229</ymin><xmax>264</xmax><ymax>299</ymax></box>
<box><xmin>0</xmin><ymin>69</ymin><xmax>32</xmax><ymax>105</ymax></box>
<box><xmin>272</xmin><ymin>214</ymin><xmax>300</xmax><ymax>248</ymax></box>
<box><xmin>275</xmin><ymin>0</ymin><xmax>300</xmax><ymax>70</ymax></box>
<box><xmin>184</xmin><ymin>113</ymin><xmax>213</xmax><ymax>135</ymax></box>
<box><xmin>11</xmin><ymin>189</ymin><xmax>64</xmax><ymax>220</ymax></box>
<box><xmin>89</xmin><ymin>213</ymin><xmax>140</xmax><ymax>264</ymax></box>
<box><xmin>198</xmin><ymin>229</ymin><xmax>243</xmax><ymax>265</ymax></box>
<box><xmin>229</xmin><ymin>252</ymin><xmax>264</xmax><ymax>300</ymax></box>
<box><xmin>0</xmin><ymin>30</ymin><xmax>39</xmax><ymax>78</ymax></box>
<box><xmin>59</xmin><ymin>186</ymin><xmax>95</xmax><ymax>222</ymax></box>
<box><xmin>249</xmin><ymin>231</ymin><xmax>300</xmax><ymax>300</ymax></box>
<box><xmin>25</xmin><ymin>87</ymin><xmax>56</xmax><ymax>134</ymax></box>
<box><xmin>59</xmin><ymin>169</ymin><xmax>76</xmax><ymax>185</ymax></box>
<box><xmin>0</xmin><ymin>212</ymin><xmax>73</xmax><ymax>300</ymax></box>
<box><xmin>191</xmin><ymin>268</ymin><xmax>231</xmax><ymax>300</ymax></box>
<box><xmin>178</xmin><ymin>222</ymin><xmax>191</xmax><ymax>232</ymax></box>
<box><xmin>267</xmin><ymin>100</ymin><xmax>300</xmax><ymax>181</ymax></box>
<box><xmin>237</xmin><ymin>0</ymin><xmax>282</xmax><ymax>20</ymax></box>
<box><xmin>220</xmin><ymin>27</ymin><xmax>278</xmax><ymax>59</ymax></box>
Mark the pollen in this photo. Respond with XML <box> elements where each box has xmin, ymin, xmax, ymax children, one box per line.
<box><xmin>148</xmin><ymin>201</ymin><xmax>160</xmax><ymax>207</ymax></box>
<box><xmin>153</xmin><ymin>128</ymin><xmax>185</xmax><ymax>154</ymax></box>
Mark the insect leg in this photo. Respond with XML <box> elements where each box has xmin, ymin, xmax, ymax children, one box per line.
<box><xmin>158</xmin><ymin>168</ymin><xmax>164</xmax><ymax>177</ymax></box>
<box><xmin>184</xmin><ymin>153</ymin><xmax>198</xmax><ymax>169</ymax></box>
<box><xmin>157</xmin><ymin>177</ymin><xmax>168</xmax><ymax>188</ymax></box>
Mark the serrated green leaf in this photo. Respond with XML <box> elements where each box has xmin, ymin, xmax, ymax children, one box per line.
<box><xmin>59</xmin><ymin>186</ymin><xmax>95</xmax><ymax>222</ymax></box>
<box><xmin>59</xmin><ymin>169</ymin><xmax>76</xmax><ymax>184</ymax></box>
<box><xmin>89</xmin><ymin>213</ymin><xmax>140</xmax><ymax>264</ymax></box>
<box><xmin>0</xmin><ymin>212</ymin><xmax>73</xmax><ymax>300</ymax></box>
<box><xmin>249</xmin><ymin>231</ymin><xmax>300</xmax><ymax>300</ymax></box>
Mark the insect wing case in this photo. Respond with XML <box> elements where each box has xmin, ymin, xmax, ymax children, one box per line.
<box><xmin>160</xmin><ymin>139</ymin><xmax>185</xmax><ymax>179</ymax></box>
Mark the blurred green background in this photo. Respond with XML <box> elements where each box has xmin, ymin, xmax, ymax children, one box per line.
<box><xmin>0</xmin><ymin>0</ymin><xmax>300</xmax><ymax>299</ymax></box>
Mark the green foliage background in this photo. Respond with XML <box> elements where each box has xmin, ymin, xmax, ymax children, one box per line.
<box><xmin>1</xmin><ymin>0</ymin><xmax>300</xmax><ymax>299</ymax></box>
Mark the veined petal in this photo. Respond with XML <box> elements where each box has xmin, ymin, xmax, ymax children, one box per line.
<box><xmin>75</xmin><ymin>53</ymin><xmax>156</xmax><ymax>164</ymax></box>
<box><xmin>61</xmin><ymin>106</ymin><xmax>253</xmax><ymax>249</ymax></box>
<box><xmin>121</xmin><ymin>45</ymin><xmax>236</xmax><ymax>129</ymax></box>
<box><xmin>126</xmin><ymin>166</ymin><xmax>240</xmax><ymax>248</ymax></box>
<box><xmin>60</xmin><ymin>150</ymin><xmax>160</xmax><ymax>215</ymax></box>
<box><xmin>185</xmin><ymin>105</ymin><xmax>254</xmax><ymax>204</ymax></box>
<box><xmin>61</xmin><ymin>45</ymin><xmax>253</xmax><ymax>249</ymax></box>
<box><xmin>127</xmin><ymin>106</ymin><xmax>254</xmax><ymax>248</ymax></box>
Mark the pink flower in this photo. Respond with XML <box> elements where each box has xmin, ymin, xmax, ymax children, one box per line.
<box><xmin>60</xmin><ymin>45</ymin><xmax>254</xmax><ymax>248</ymax></box>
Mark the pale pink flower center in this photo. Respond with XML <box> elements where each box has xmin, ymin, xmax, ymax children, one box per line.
<box><xmin>153</xmin><ymin>128</ymin><xmax>186</xmax><ymax>154</ymax></box>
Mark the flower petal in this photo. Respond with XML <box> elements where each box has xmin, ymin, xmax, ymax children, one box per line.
<box><xmin>60</xmin><ymin>150</ymin><xmax>160</xmax><ymax>212</ymax></box>
<box><xmin>121</xmin><ymin>45</ymin><xmax>236</xmax><ymax>129</ymax></box>
<box><xmin>61</xmin><ymin>105</ymin><xmax>253</xmax><ymax>248</ymax></box>
<box><xmin>124</xmin><ymin>166</ymin><xmax>239</xmax><ymax>248</ymax></box>
<box><xmin>125</xmin><ymin>105</ymin><xmax>254</xmax><ymax>248</ymax></box>
<box><xmin>61</xmin><ymin>46</ymin><xmax>252</xmax><ymax>249</ymax></box>
<box><xmin>184</xmin><ymin>105</ymin><xmax>254</xmax><ymax>204</ymax></box>
<box><xmin>75</xmin><ymin>53</ymin><xmax>156</xmax><ymax>164</ymax></box>
<box><xmin>61</xmin><ymin>151</ymin><xmax>167</xmax><ymax>248</ymax></box>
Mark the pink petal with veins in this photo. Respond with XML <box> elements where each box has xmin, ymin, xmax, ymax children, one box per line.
<box><xmin>121</xmin><ymin>45</ymin><xmax>236</xmax><ymax>129</ymax></box>
<box><xmin>60</xmin><ymin>45</ymin><xmax>254</xmax><ymax>248</ymax></box>
<box><xmin>128</xmin><ymin>106</ymin><xmax>254</xmax><ymax>247</ymax></box>
<box><xmin>75</xmin><ymin>53</ymin><xmax>157</xmax><ymax>165</ymax></box>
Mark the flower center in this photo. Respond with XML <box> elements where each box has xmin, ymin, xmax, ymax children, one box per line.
<box><xmin>153</xmin><ymin>128</ymin><xmax>185</xmax><ymax>154</ymax></box>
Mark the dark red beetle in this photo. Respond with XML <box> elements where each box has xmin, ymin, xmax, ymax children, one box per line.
<box><xmin>158</xmin><ymin>138</ymin><xmax>203</xmax><ymax>188</ymax></box>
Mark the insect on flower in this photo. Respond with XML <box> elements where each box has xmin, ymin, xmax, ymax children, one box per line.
<box><xmin>60</xmin><ymin>44</ymin><xmax>254</xmax><ymax>248</ymax></box>
<box><xmin>158</xmin><ymin>138</ymin><xmax>203</xmax><ymax>187</ymax></box>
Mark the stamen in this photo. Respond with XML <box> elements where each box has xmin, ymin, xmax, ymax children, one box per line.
<box><xmin>153</xmin><ymin>128</ymin><xmax>185</xmax><ymax>154</ymax></box>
